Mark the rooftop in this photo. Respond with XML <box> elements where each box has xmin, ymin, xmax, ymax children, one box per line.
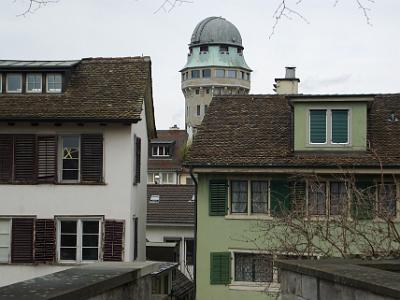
<box><xmin>0</xmin><ymin>60</ymin><xmax>80</xmax><ymax>69</ymax></box>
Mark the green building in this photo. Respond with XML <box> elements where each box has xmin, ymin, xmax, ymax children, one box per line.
<box><xmin>185</xmin><ymin>90</ymin><xmax>400</xmax><ymax>299</ymax></box>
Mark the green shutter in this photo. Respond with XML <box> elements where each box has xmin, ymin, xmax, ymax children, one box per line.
<box><xmin>209</xmin><ymin>180</ymin><xmax>228</xmax><ymax>216</ymax></box>
<box><xmin>270</xmin><ymin>180</ymin><xmax>290</xmax><ymax>216</ymax></box>
<box><xmin>352</xmin><ymin>181</ymin><xmax>375</xmax><ymax>220</ymax></box>
<box><xmin>332</xmin><ymin>110</ymin><xmax>348</xmax><ymax>143</ymax></box>
<box><xmin>210</xmin><ymin>252</ymin><xmax>231</xmax><ymax>284</ymax></box>
<box><xmin>310</xmin><ymin>110</ymin><xmax>327</xmax><ymax>143</ymax></box>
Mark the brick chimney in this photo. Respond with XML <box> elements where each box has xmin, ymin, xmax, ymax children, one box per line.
<box><xmin>273</xmin><ymin>67</ymin><xmax>300</xmax><ymax>94</ymax></box>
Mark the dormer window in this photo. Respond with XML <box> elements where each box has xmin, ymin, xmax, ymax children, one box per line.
<box><xmin>47</xmin><ymin>74</ymin><xmax>62</xmax><ymax>93</ymax></box>
<box><xmin>26</xmin><ymin>74</ymin><xmax>42</xmax><ymax>93</ymax></box>
<box><xmin>6</xmin><ymin>74</ymin><xmax>22</xmax><ymax>93</ymax></box>
<box><xmin>309</xmin><ymin>109</ymin><xmax>349</xmax><ymax>145</ymax></box>
<box><xmin>149</xmin><ymin>195</ymin><xmax>160</xmax><ymax>204</ymax></box>
<box><xmin>152</xmin><ymin>145</ymin><xmax>171</xmax><ymax>157</ymax></box>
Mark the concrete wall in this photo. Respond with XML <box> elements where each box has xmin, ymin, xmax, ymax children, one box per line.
<box><xmin>294</xmin><ymin>102</ymin><xmax>368</xmax><ymax>151</ymax></box>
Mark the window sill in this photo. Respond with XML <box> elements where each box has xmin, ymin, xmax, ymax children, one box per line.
<box><xmin>229</xmin><ymin>282</ymin><xmax>280</xmax><ymax>292</ymax></box>
<box><xmin>225</xmin><ymin>214</ymin><xmax>273</xmax><ymax>220</ymax></box>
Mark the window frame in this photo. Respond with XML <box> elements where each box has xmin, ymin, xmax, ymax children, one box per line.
<box><xmin>151</xmin><ymin>145</ymin><xmax>171</xmax><ymax>158</ymax></box>
<box><xmin>227</xmin><ymin>70</ymin><xmax>237</xmax><ymax>78</ymax></box>
<box><xmin>46</xmin><ymin>73</ymin><xmax>63</xmax><ymax>93</ymax></box>
<box><xmin>0</xmin><ymin>218</ymin><xmax>11</xmax><ymax>263</ymax></box>
<box><xmin>215</xmin><ymin>69</ymin><xmax>225</xmax><ymax>78</ymax></box>
<box><xmin>26</xmin><ymin>73</ymin><xmax>42</xmax><ymax>93</ymax></box>
<box><xmin>191</xmin><ymin>70</ymin><xmax>200</xmax><ymax>79</ymax></box>
<box><xmin>202</xmin><ymin>69</ymin><xmax>211</xmax><ymax>78</ymax></box>
<box><xmin>59</xmin><ymin>135</ymin><xmax>81</xmax><ymax>183</ymax></box>
<box><xmin>56</xmin><ymin>217</ymin><xmax>102</xmax><ymax>263</ymax></box>
<box><xmin>0</xmin><ymin>73</ymin><xmax>2</xmax><ymax>93</ymax></box>
<box><xmin>6</xmin><ymin>73</ymin><xmax>22</xmax><ymax>93</ymax></box>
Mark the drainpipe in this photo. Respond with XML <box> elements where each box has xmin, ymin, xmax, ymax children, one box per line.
<box><xmin>189</xmin><ymin>167</ymin><xmax>198</xmax><ymax>299</ymax></box>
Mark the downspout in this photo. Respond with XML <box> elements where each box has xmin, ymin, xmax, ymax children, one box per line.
<box><xmin>189</xmin><ymin>167</ymin><xmax>198</xmax><ymax>299</ymax></box>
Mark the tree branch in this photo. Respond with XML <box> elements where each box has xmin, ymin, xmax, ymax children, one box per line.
<box><xmin>154</xmin><ymin>0</ymin><xmax>192</xmax><ymax>14</ymax></box>
<box><xmin>15</xmin><ymin>0</ymin><xmax>59</xmax><ymax>17</ymax></box>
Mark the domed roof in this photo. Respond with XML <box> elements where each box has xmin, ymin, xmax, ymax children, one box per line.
<box><xmin>190</xmin><ymin>17</ymin><xmax>243</xmax><ymax>48</ymax></box>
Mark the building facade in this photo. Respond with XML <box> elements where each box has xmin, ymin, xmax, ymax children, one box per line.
<box><xmin>0</xmin><ymin>57</ymin><xmax>156</xmax><ymax>287</ymax></box>
<box><xmin>186</xmin><ymin>86</ymin><xmax>400</xmax><ymax>299</ymax></box>
<box><xmin>180</xmin><ymin>17</ymin><xmax>252</xmax><ymax>139</ymax></box>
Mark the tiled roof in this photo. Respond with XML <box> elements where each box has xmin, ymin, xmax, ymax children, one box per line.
<box><xmin>0</xmin><ymin>57</ymin><xmax>152</xmax><ymax>123</ymax></box>
<box><xmin>186</xmin><ymin>94</ymin><xmax>400</xmax><ymax>168</ymax></box>
<box><xmin>148</xmin><ymin>130</ymin><xmax>188</xmax><ymax>171</ymax></box>
<box><xmin>172</xmin><ymin>269</ymin><xmax>194</xmax><ymax>298</ymax></box>
<box><xmin>147</xmin><ymin>184</ymin><xmax>195</xmax><ymax>225</ymax></box>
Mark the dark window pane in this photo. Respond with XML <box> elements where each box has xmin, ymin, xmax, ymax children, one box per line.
<box><xmin>330</xmin><ymin>182</ymin><xmax>347</xmax><ymax>215</ymax></box>
<box><xmin>231</xmin><ymin>181</ymin><xmax>248</xmax><ymax>213</ymax></box>
<box><xmin>61</xmin><ymin>221</ymin><xmax>77</xmax><ymax>233</ymax></box>
<box><xmin>186</xmin><ymin>239</ymin><xmax>194</xmax><ymax>265</ymax></box>
<box><xmin>61</xmin><ymin>235</ymin><xmax>77</xmax><ymax>247</ymax></box>
<box><xmin>308</xmin><ymin>182</ymin><xmax>326</xmax><ymax>215</ymax></box>
<box><xmin>60</xmin><ymin>248</ymin><xmax>76</xmax><ymax>260</ymax></box>
<box><xmin>82</xmin><ymin>248</ymin><xmax>98</xmax><ymax>260</ymax></box>
<box><xmin>63</xmin><ymin>159</ymin><xmax>79</xmax><ymax>170</ymax></box>
<box><xmin>63</xmin><ymin>136</ymin><xmax>79</xmax><ymax>149</ymax></box>
<box><xmin>63</xmin><ymin>170</ymin><xmax>79</xmax><ymax>180</ymax></box>
<box><xmin>202</xmin><ymin>69</ymin><xmax>211</xmax><ymax>78</ymax></box>
<box><xmin>83</xmin><ymin>235</ymin><xmax>99</xmax><ymax>247</ymax></box>
<box><xmin>310</xmin><ymin>110</ymin><xmax>327</xmax><ymax>143</ymax></box>
<box><xmin>83</xmin><ymin>221</ymin><xmax>99</xmax><ymax>234</ymax></box>
<box><xmin>251</xmin><ymin>181</ymin><xmax>268</xmax><ymax>213</ymax></box>
<box><xmin>191</xmin><ymin>70</ymin><xmax>200</xmax><ymax>78</ymax></box>
<box><xmin>235</xmin><ymin>253</ymin><xmax>273</xmax><ymax>282</ymax></box>
<box><xmin>7</xmin><ymin>74</ymin><xmax>22</xmax><ymax>92</ymax></box>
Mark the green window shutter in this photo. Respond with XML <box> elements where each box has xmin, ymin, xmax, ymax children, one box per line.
<box><xmin>270</xmin><ymin>180</ymin><xmax>290</xmax><ymax>216</ymax></box>
<box><xmin>352</xmin><ymin>181</ymin><xmax>375</xmax><ymax>220</ymax></box>
<box><xmin>210</xmin><ymin>252</ymin><xmax>231</xmax><ymax>285</ymax></box>
<box><xmin>310</xmin><ymin>110</ymin><xmax>327</xmax><ymax>143</ymax></box>
<box><xmin>209</xmin><ymin>180</ymin><xmax>228</xmax><ymax>216</ymax></box>
<box><xmin>332</xmin><ymin>110</ymin><xmax>348</xmax><ymax>143</ymax></box>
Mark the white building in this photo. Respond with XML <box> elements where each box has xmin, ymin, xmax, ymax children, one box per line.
<box><xmin>0</xmin><ymin>57</ymin><xmax>156</xmax><ymax>287</ymax></box>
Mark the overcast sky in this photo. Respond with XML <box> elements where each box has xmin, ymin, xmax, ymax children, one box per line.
<box><xmin>1</xmin><ymin>0</ymin><xmax>399</xmax><ymax>129</ymax></box>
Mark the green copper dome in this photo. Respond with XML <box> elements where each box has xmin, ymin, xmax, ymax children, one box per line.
<box><xmin>190</xmin><ymin>17</ymin><xmax>243</xmax><ymax>48</ymax></box>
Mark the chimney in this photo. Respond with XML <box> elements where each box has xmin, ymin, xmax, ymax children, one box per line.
<box><xmin>273</xmin><ymin>67</ymin><xmax>300</xmax><ymax>94</ymax></box>
<box><xmin>169</xmin><ymin>124</ymin><xmax>180</xmax><ymax>130</ymax></box>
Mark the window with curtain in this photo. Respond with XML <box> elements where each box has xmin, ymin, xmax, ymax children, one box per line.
<box><xmin>251</xmin><ymin>181</ymin><xmax>268</xmax><ymax>213</ymax></box>
<box><xmin>234</xmin><ymin>253</ymin><xmax>273</xmax><ymax>282</ymax></box>
<box><xmin>231</xmin><ymin>181</ymin><xmax>248</xmax><ymax>213</ymax></box>
<box><xmin>308</xmin><ymin>182</ymin><xmax>326</xmax><ymax>215</ymax></box>
<box><xmin>329</xmin><ymin>181</ymin><xmax>347</xmax><ymax>215</ymax></box>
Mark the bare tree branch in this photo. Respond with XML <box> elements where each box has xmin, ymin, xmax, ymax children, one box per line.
<box><xmin>14</xmin><ymin>0</ymin><xmax>59</xmax><ymax>17</ymax></box>
<box><xmin>154</xmin><ymin>0</ymin><xmax>192</xmax><ymax>14</ymax></box>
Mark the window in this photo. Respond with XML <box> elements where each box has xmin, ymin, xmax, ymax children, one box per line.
<box><xmin>234</xmin><ymin>253</ymin><xmax>273</xmax><ymax>283</ymax></box>
<box><xmin>61</xmin><ymin>136</ymin><xmax>80</xmax><ymax>181</ymax></box>
<box><xmin>231</xmin><ymin>181</ymin><xmax>248</xmax><ymax>213</ymax></box>
<box><xmin>241</xmin><ymin>71</ymin><xmax>245</xmax><ymax>80</ymax></box>
<box><xmin>133</xmin><ymin>218</ymin><xmax>138</xmax><ymax>260</ymax></box>
<box><xmin>0</xmin><ymin>219</ymin><xmax>11</xmax><ymax>262</ymax></box>
<box><xmin>152</xmin><ymin>145</ymin><xmax>171</xmax><ymax>157</ymax></box>
<box><xmin>378</xmin><ymin>184</ymin><xmax>397</xmax><ymax>217</ymax></box>
<box><xmin>195</xmin><ymin>89</ymin><xmax>200</xmax><ymax>95</ymax></box>
<box><xmin>6</xmin><ymin>74</ymin><xmax>22</xmax><ymax>93</ymax></box>
<box><xmin>251</xmin><ymin>181</ymin><xmax>268</xmax><ymax>213</ymax></box>
<box><xmin>0</xmin><ymin>74</ymin><xmax>2</xmax><ymax>92</ymax></box>
<box><xmin>309</xmin><ymin>109</ymin><xmax>350</xmax><ymax>145</ymax></box>
<box><xmin>135</xmin><ymin>136</ymin><xmax>141</xmax><ymax>184</ymax></box>
<box><xmin>308</xmin><ymin>182</ymin><xmax>326</xmax><ymax>216</ymax></box>
<box><xmin>237</xmin><ymin>48</ymin><xmax>243</xmax><ymax>54</ymax></box>
<box><xmin>246</xmin><ymin>73</ymin><xmax>250</xmax><ymax>81</ymax></box>
<box><xmin>186</xmin><ymin>177</ymin><xmax>194</xmax><ymax>185</ymax></box>
<box><xmin>202</xmin><ymin>69</ymin><xmax>211</xmax><ymax>78</ymax></box>
<box><xmin>162</xmin><ymin>172</ymin><xmax>175</xmax><ymax>184</ymax></box>
<box><xmin>26</xmin><ymin>74</ymin><xmax>42</xmax><ymax>93</ymax></box>
<box><xmin>219</xmin><ymin>45</ymin><xmax>229</xmax><ymax>53</ymax></box>
<box><xmin>204</xmin><ymin>105</ymin><xmax>208</xmax><ymax>114</ymax></box>
<box><xmin>148</xmin><ymin>172</ymin><xmax>176</xmax><ymax>184</ymax></box>
<box><xmin>185</xmin><ymin>239</ymin><xmax>194</xmax><ymax>265</ymax></box>
<box><xmin>58</xmin><ymin>219</ymin><xmax>100</xmax><ymax>262</ymax></box>
<box><xmin>191</xmin><ymin>70</ymin><xmax>200</xmax><ymax>79</ymax></box>
<box><xmin>329</xmin><ymin>182</ymin><xmax>347</xmax><ymax>215</ymax></box>
<box><xmin>227</xmin><ymin>70</ymin><xmax>237</xmax><ymax>78</ymax></box>
<box><xmin>200</xmin><ymin>45</ymin><xmax>208</xmax><ymax>53</ymax></box>
<box><xmin>47</xmin><ymin>74</ymin><xmax>62</xmax><ymax>93</ymax></box>
<box><xmin>196</xmin><ymin>105</ymin><xmax>201</xmax><ymax>116</ymax></box>
<box><xmin>206</xmin><ymin>88</ymin><xmax>210</xmax><ymax>94</ymax></box>
<box><xmin>165</xmin><ymin>237</ymin><xmax>180</xmax><ymax>263</ymax></box>
<box><xmin>215</xmin><ymin>69</ymin><xmax>225</xmax><ymax>78</ymax></box>
<box><xmin>150</xmin><ymin>195</ymin><xmax>160</xmax><ymax>203</ymax></box>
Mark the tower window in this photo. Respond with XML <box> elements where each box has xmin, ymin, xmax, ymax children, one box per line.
<box><xmin>197</xmin><ymin>105</ymin><xmax>201</xmax><ymax>116</ymax></box>
<box><xmin>200</xmin><ymin>46</ymin><xmax>208</xmax><ymax>53</ymax></box>
<box><xmin>202</xmin><ymin>69</ymin><xmax>211</xmax><ymax>78</ymax></box>
<box><xmin>195</xmin><ymin>89</ymin><xmax>200</xmax><ymax>95</ymax></box>
<box><xmin>246</xmin><ymin>73</ymin><xmax>250</xmax><ymax>81</ymax></box>
<box><xmin>191</xmin><ymin>70</ymin><xmax>200</xmax><ymax>79</ymax></box>
<box><xmin>204</xmin><ymin>105</ymin><xmax>208</xmax><ymax>113</ymax></box>
<box><xmin>237</xmin><ymin>48</ymin><xmax>243</xmax><ymax>54</ymax></box>
<box><xmin>227</xmin><ymin>70</ymin><xmax>237</xmax><ymax>78</ymax></box>
<box><xmin>219</xmin><ymin>45</ymin><xmax>229</xmax><ymax>53</ymax></box>
<box><xmin>241</xmin><ymin>71</ymin><xmax>245</xmax><ymax>80</ymax></box>
<box><xmin>216</xmin><ymin>69</ymin><xmax>225</xmax><ymax>78</ymax></box>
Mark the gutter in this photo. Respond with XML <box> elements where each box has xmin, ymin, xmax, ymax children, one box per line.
<box><xmin>189</xmin><ymin>167</ymin><xmax>198</xmax><ymax>299</ymax></box>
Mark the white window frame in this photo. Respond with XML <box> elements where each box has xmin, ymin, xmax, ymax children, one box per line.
<box><xmin>26</xmin><ymin>73</ymin><xmax>42</xmax><ymax>93</ymax></box>
<box><xmin>0</xmin><ymin>218</ymin><xmax>11</xmax><ymax>263</ymax></box>
<box><xmin>308</xmin><ymin>107</ymin><xmax>352</xmax><ymax>146</ymax></box>
<box><xmin>46</xmin><ymin>73</ymin><xmax>62</xmax><ymax>93</ymax></box>
<box><xmin>6</xmin><ymin>73</ymin><xmax>22</xmax><ymax>93</ymax></box>
<box><xmin>56</xmin><ymin>217</ymin><xmax>102</xmax><ymax>263</ymax></box>
<box><xmin>59</xmin><ymin>135</ymin><xmax>81</xmax><ymax>183</ymax></box>
<box><xmin>0</xmin><ymin>74</ymin><xmax>2</xmax><ymax>93</ymax></box>
<box><xmin>151</xmin><ymin>145</ymin><xmax>171</xmax><ymax>157</ymax></box>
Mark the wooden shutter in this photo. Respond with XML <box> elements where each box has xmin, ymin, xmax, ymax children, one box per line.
<box><xmin>34</xmin><ymin>219</ymin><xmax>55</xmax><ymax>262</ymax></box>
<box><xmin>270</xmin><ymin>180</ymin><xmax>290</xmax><ymax>216</ymax></box>
<box><xmin>0</xmin><ymin>135</ymin><xmax>13</xmax><ymax>183</ymax></box>
<box><xmin>352</xmin><ymin>181</ymin><xmax>375</xmax><ymax>220</ymax></box>
<box><xmin>135</xmin><ymin>137</ymin><xmax>141</xmax><ymax>184</ymax></box>
<box><xmin>81</xmin><ymin>134</ymin><xmax>103</xmax><ymax>183</ymax></box>
<box><xmin>210</xmin><ymin>252</ymin><xmax>231</xmax><ymax>285</ymax></box>
<box><xmin>37</xmin><ymin>136</ymin><xmax>57</xmax><ymax>183</ymax></box>
<box><xmin>310</xmin><ymin>110</ymin><xmax>326</xmax><ymax>143</ymax></box>
<box><xmin>11</xmin><ymin>218</ymin><xmax>34</xmax><ymax>263</ymax></box>
<box><xmin>14</xmin><ymin>135</ymin><xmax>36</xmax><ymax>183</ymax></box>
<box><xmin>209</xmin><ymin>180</ymin><xmax>228</xmax><ymax>216</ymax></box>
<box><xmin>332</xmin><ymin>110</ymin><xmax>348</xmax><ymax>143</ymax></box>
<box><xmin>103</xmin><ymin>220</ymin><xmax>124</xmax><ymax>261</ymax></box>
<box><xmin>289</xmin><ymin>181</ymin><xmax>306</xmax><ymax>215</ymax></box>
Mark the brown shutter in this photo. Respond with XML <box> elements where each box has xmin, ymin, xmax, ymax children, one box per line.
<box><xmin>37</xmin><ymin>136</ymin><xmax>57</xmax><ymax>183</ymax></box>
<box><xmin>135</xmin><ymin>137</ymin><xmax>141</xmax><ymax>184</ymax></box>
<box><xmin>0</xmin><ymin>135</ymin><xmax>13</xmax><ymax>183</ymax></box>
<box><xmin>81</xmin><ymin>134</ymin><xmax>103</xmax><ymax>183</ymax></box>
<box><xmin>34</xmin><ymin>219</ymin><xmax>55</xmax><ymax>263</ymax></box>
<box><xmin>103</xmin><ymin>220</ymin><xmax>124</xmax><ymax>261</ymax></box>
<box><xmin>11</xmin><ymin>218</ymin><xmax>34</xmax><ymax>263</ymax></box>
<box><xmin>14</xmin><ymin>135</ymin><xmax>36</xmax><ymax>183</ymax></box>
